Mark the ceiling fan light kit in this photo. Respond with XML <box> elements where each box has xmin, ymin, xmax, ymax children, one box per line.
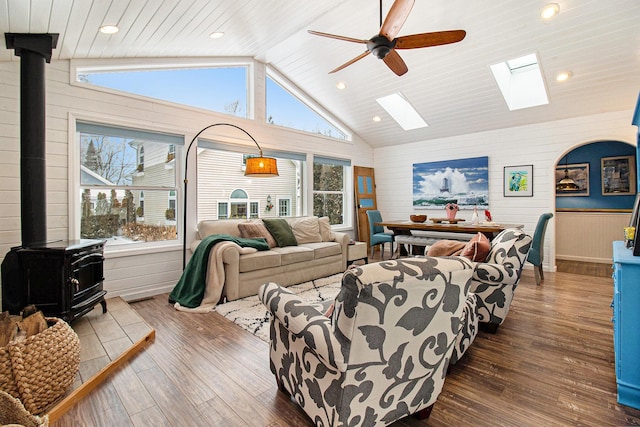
<box><xmin>308</xmin><ymin>0</ymin><xmax>466</xmax><ymax>76</ymax></box>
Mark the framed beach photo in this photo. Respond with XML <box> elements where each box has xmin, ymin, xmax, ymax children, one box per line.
<box><xmin>601</xmin><ymin>155</ymin><xmax>636</xmax><ymax>196</ymax></box>
<box><xmin>504</xmin><ymin>165</ymin><xmax>533</xmax><ymax>197</ymax></box>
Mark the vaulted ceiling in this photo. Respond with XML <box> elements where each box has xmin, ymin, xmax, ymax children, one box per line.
<box><xmin>1</xmin><ymin>0</ymin><xmax>639</xmax><ymax>147</ymax></box>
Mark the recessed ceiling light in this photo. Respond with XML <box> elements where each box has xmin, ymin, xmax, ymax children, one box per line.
<box><xmin>556</xmin><ymin>71</ymin><xmax>573</xmax><ymax>82</ymax></box>
<box><xmin>210</xmin><ymin>32</ymin><xmax>225</xmax><ymax>39</ymax></box>
<box><xmin>373</xmin><ymin>116</ymin><xmax>381</xmax><ymax>122</ymax></box>
<box><xmin>541</xmin><ymin>3</ymin><xmax>560</xmax><ymax>19</ymax></box>
<box><xmin>99</xmin><ymin>25</ymin><xmax>119</xmax><ymax>35</ymax></box>
<box><xmin>336</xmin><ymin>81</ymin><xmax>347</xmax><ymax>90</ymax></box>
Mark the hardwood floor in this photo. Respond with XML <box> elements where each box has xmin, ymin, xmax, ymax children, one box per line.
<box><xmin>52</xmin><ymin>262</ymin><xmax>640</xmax><ymax>427</ymax></box>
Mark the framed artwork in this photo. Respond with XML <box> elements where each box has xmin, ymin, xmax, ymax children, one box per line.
<box><xmin>601</xmin><ymin>155</ymin><xmax>636</xmax><ymax>196</ymax></box>
<box><xmin>503</xmin><ymin>165</ymin><xmax>533</xmax><ymax>197</ymax></box>
<box><xmin>413</xmin><ymin>156</ymin><xmax>488</xmax><ymax>210</ymax></box>
<box><xmin>556</xmin><ymin>163</ymin><xmax>589</xmax><ymax>196</ymax></box>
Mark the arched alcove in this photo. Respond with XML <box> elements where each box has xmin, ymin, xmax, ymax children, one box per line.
<box><xmin>555</xmin><ymin>140</ymin><xmax>637</xmax><ymax>265</ymax></box>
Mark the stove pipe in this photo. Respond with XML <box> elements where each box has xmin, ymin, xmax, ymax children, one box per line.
<box><xmin>5</xmin><ymin>33</ymin><xmax>58</xmax><ymax>247</ymax></box>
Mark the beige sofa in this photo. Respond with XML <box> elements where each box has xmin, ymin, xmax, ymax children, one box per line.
<box><xmin>191</xmin><ymin>216</ymin><xmax>350</xmax><ymax>302</ymax></box>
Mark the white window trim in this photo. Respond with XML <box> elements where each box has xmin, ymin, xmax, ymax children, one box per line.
<box><xmin>68</xmin><ymin>112</ymin><xmax>185</xmax><ymax>254</ymax></box>
<box><xmin>276</xmin><ymin>196</ymin><xmax>292</xmax><ymax>217</ymax></box>
<box><xmin>266</xmin><ymin>66</ymin><xmax>352</xmax><ymax>141</ymax></box>
<box><xmin>70</xmin><ymin>57</ymin><xmax>256</xmax><ymax>120</ymax></box>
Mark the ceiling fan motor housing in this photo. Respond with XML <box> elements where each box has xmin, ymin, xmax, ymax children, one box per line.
<box><xmin>368</xmin><ymin>35</ymin><xmax>396</xmax><ymax>59</ymax></box>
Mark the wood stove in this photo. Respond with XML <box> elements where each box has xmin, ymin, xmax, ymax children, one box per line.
<box><xmin>2</xmin><ymin>239</ymin><xmax>107</xmax><ymax>322</ymax></box>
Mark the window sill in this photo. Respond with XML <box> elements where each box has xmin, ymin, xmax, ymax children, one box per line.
<box><xmin>104</xmin><ymin>241</ymin><xmax>182</xmax><ymax>259</ymax></box>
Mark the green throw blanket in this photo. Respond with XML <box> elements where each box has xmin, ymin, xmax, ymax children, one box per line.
<box><xmin>169</xmin><ymin>234</ymin><xmax>270</xmax><ymax>308</ymax></box>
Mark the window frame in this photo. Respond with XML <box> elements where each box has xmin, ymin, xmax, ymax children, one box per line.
<box><xmin>71</xmin><ymin>116</ymin><xmax>184</xmax><ymax>254</ymax></box>
<box><xmin>312</xmin><ymin>156</ymin><xmax>352</xmax><ymax>228</ymax></box>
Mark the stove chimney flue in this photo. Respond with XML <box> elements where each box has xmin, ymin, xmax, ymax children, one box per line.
<box><xmin>5</xmin><ymin>33</ymin><xmax>58</xmax><ymax>247</ymax></box>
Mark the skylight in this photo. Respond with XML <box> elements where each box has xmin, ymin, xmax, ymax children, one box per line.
<box><xmin>490</xmin><ymin>53</ymin><xmax>549</xmax><ymax>111</ymax></box>
<box><xmin>376</xmin><ymin>93</ymin><xmax>428</xmax><ymax>131</ymax></box>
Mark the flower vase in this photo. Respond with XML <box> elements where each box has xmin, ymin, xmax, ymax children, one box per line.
<box><xmin>445</xmin><ymin>203</ymin><xmax>458</xmax><ymax>220</ymax></box>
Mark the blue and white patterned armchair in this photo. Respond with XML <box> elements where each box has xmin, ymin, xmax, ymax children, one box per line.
<box><xmin>466</xmin><ymin>228</ymin><xmax>532</xmax><ymax>333</ymax></box>
<box><xmin>259</xmin><ymin>256</ymin><xmax>475</xmax><ymax>426</ymax></box>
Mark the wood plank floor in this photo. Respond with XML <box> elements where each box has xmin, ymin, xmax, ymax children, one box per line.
<box><xmin>52</xmin><ymin>262</ymin><xmax>640</xmax><ymax>427</ymax></box>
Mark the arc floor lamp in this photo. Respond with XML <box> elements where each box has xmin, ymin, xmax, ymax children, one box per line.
<box><xmin>182</xmin><ymin>123</ymin><xmax>278</xmax><ymax>269</ymax></box>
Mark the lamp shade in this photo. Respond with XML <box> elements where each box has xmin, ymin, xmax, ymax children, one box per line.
<box><xmin>245</xmin><ymin>156</ymin><xmax>279</xmax><ymax>177</ymax></box>
<box><xmin>556</xmin><ymin>170</ymin><xmax>579</xmax><ymax>191</ymax></box>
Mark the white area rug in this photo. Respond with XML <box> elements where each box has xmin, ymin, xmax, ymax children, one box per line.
<box><xmin>214</xmin><ymin>273</ymin><xmax>343</xmax><ymax>343</ymax></box>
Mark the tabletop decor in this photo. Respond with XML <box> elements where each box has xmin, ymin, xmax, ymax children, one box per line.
<box><xmin>504</xmin><ymin>165</ymin><xmax>533</xmax><ymax>197</ymax></box>
<box><xmin>445</xmin><ymin>203</ymin><xmax>459</xmax><ymax>220</ymax></box>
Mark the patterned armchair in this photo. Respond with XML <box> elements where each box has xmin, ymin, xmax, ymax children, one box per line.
<box><xmin>466</xmin><ymin>228</ymin><xmax>532</xmax><ymax>333</ymax></box>
<box><xmin>259</xmin><ymin>256</ymin><xmax>475</xmax><ymax>426</ymax></box>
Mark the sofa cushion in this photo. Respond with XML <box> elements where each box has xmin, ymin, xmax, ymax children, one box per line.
<box><xmin>198</xmin><ymin>219</ymin><xmax>247</xmax><ymax>239</ymax></box>
<box><xmin>290</xmin><ymin>217</ymin><xmax>322</xmax><ymax>244</ymax></box>
<box><xmin>318</xmin><ymin>216</ymin><xmax>335</xmax><ymax>242</ymax></box>
<box><xmin>426</xmin><ymin>240</ymin><xmax>466</xmax><ymax>257</ymax></box>
<box><xmin>460</xmin><ymin>232</ymin><xmax>491</xmax><ymax>262</ymax></box>
<box><xmin>238</xmin><ymin>222</ymin><xmax>277</xmax><ymax>248</ymax></box>
<box><xmin>238</xmin><ymin>250</ymin><xmax>281</xmax><ymax>273</ymax></box>
<box><xmin>272</xmin><ymin>246</ymin><xmax>314</xmax><ymax>265</ymax></box>
<box><xmin>263</xmin><ymin>218</ymin><xmax>298</xmax><ymax>247</ymax></box>
<box><xmin>300</xmin><ymin>242</ymin><xmax>342</xmax><ymax>259</ymax></box>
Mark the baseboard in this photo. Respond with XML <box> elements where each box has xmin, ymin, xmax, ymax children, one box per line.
<box><xmin>556</xmin><ymin>255</ymin><xmax>611</xmax><ymax>264</ymax></box>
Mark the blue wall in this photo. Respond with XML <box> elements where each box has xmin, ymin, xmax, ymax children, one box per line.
<box><xmin>556</xmin><ymin>141</ymin><xmax>637</xmax><ymax>210</ymax></box>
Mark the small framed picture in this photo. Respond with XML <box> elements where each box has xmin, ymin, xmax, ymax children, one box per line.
<box><xmin>601</xmin><ymin>155</ymin><xmax>636</xmax><ymax>196</ymax></box>
<box><xmin>556</xmin><ymin>163</ymin><xmax>590</xmax><ymax>196</ymax></box>
<box><xmin>504</xmin><ymin>165</ymin><xmax>533</xmax><ymax>197</ymax></box>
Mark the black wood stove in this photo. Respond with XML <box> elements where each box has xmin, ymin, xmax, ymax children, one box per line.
<box><xmin>2</xmin><ymin>240</ymin><xmax>107</xmax><ymax>323</ymax></box>
<box><xmin>1</xmin><ymin>35</ymin><xmax>107</xmax><ymax>323</ymax></box>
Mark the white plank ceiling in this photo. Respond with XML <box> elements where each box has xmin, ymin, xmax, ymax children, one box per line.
<box><xmin>1</xmin><ymin>0</ymin><xmax>639</xmax><ymax>147</ymax></box>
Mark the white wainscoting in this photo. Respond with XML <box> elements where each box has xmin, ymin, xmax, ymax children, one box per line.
<box><xmin>556</xmin><ymin>211</ymin><xmax>631</xmax><ymax>264</ymax></box>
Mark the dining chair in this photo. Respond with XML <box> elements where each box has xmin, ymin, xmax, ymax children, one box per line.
<box><xmin>527</xmin><ymin>213</ymin><xmax>553</xmax><ymax>285</ymax></box>
<box><xmin>366</xmin><ymin>210</ymin><xmax>394</xmax><ymax>259</ymax></box>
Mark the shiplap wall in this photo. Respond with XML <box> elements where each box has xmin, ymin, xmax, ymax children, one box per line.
<box><xmin>0</xmin><ymin>59</ymin><xmax>373</xmax><ymax>301</ymax></box>
<box><xmin>372</xmin><ymin>110</ymin><xmax>637</xmax><ymax>272</ymax></box>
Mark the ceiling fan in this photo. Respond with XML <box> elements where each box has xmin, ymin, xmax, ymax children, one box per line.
<box><xmin>308</xmin><ymin>0</ymin><xmax>466</xmax><ymax>76</ymax></box>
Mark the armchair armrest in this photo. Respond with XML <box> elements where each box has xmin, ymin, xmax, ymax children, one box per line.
<box><xmin>259</xmin><ymin>282</ymin><xmax>348</xmax><ymax>371</ymax></box>
<box><xmin>472</xmin><ymin>261</ymin><xmax>522</xmax><ymax>287</ymax></box>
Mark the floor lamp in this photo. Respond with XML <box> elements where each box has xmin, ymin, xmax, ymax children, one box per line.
<box><xmin>182</xmin><ymin>123</ymin><xmax>279</xmax><ymax>270</ymax></box>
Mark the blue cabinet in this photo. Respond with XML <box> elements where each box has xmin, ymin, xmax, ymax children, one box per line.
<box><xmin>612</xmin><ymin>241</ymin><xmax>640</xmax><ymax>409</ymax></box>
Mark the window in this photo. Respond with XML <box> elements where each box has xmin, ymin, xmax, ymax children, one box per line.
<box><xmin>313</xmin><ymin>156</ymin><xmax>351</xmax><ymax>226</ymax></box>
<box><xmin>197</xmin><ymin>143</ymin><xmax>304</xmax><ymax>222</ymax></box>
<box><xmin>77</xmin><ymin>66</ymin><xmax>249</xmax><ymax>118</ymax></box>
<box><xmin>278</xmin><ymin>198</ymin><xmax>291</xmax><ymax>217</ymax></box>
<box><xmin>77</xmin><ymin>122</ymin><xmax>182</xmax><ymax>246</ymax></box>
<box><xmin>266</xmin><ymin>74</ymin><xmax>347</xmax><ymax>140</ymax></box>
<box><xmin>490</xmin><ymin>53</ymin><xmax>549</xmax><ymax>111</ymax></box>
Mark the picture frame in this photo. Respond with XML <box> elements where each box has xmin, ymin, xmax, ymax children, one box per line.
<box><xmin>503</xmin><ymin>165</ymin><xmax>533</xmax><ymax>197</ymax></box>
<box><xmin>413</xmin><ymin>156</ymin><xmax>489</xmax><ymax>210</ymax></box>
<box><xmin>601</xmin><ymin>155</ymin><xmax>636</xmax><ymax>196</ymax></box>
<box><xmin>556</xmin><ymin>163</ymin><xmax>590</xmax><ymax>196</ymax></box>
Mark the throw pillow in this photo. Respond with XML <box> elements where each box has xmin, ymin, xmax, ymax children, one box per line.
<box><xmin>238</xmin><ymin>222</ymin><xmax>277</xmax><ymax>248</ymax></box>
<box><xmin>426</xmin><ymin>240</ymin><xmax>466</xmax><ymax>257</ymax></box>
<box><xmin>262</xmin><ymin>218</ymin><xmax>298</xmax><ymax>247</ymax></box>
<box><xmin>291</xmin><ymin>217</ymin><xmax>322</xmax><ymax>244</ymax></box>
<box><xmin>318</xmin><ymin>216</ymin><xmax>335</xmax><ymax>242</ymax></box>
<box><xmin>460</xmin><ymin>232</ymin><xmax>491</xmax><ymax>262</ymax></box>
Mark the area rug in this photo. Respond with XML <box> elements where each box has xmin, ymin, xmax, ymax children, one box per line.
<box><xmin>214</xmin><ymin>273</ymin><xmax>343</xmax><ymax>343</ymax></box>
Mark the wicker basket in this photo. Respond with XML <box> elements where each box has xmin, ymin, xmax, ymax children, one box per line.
<box><xmin>0</xmin><ymin>318</ymin><xmax>80</xmax><ymax>415</ymax></box>
<box><xmin>0</xmin><ymin>390</ymin><xmax>48</xmax><ymax>427</ymax></box>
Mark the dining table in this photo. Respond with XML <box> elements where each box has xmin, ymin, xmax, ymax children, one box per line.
<box><xmin>375</xmin><ymin>219</ymin><xmax>525</xmax><ymax>256</ymax></box>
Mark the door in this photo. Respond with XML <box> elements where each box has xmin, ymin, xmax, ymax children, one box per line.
<box><xmin>354</xmin><ymin>166</ymin><xmax>377</xmax><ymax>247</ymax></box>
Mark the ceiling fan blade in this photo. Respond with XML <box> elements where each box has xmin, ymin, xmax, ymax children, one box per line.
<box><xmin>329</xmin><ymin>50</ymin><xmax>371</xmax><ymax>74</ymax></box>
<box><xmin>395</xmin><ymin>30</ymin><xmax>467</xmax><ymax>49</ymax></box>
<box><xmin>308</xmin><ymin>30</ymin><xmax>368</xmax><ymax>45</ymax></box>
<box><xmin>380</xmin><ymin>0</ymin><xmax>415</xmax><ymax>41</ymax></box>
<box><xmin>383</xmin><ymin>49</ymin><xmax>408</xmax><ymax>76</ymax></box>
